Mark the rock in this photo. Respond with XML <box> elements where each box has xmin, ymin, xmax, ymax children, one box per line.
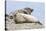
<box><xmin>5</xmin><ymin>16</ymin><xmax>44</xmax><ymax>31</ymax></box>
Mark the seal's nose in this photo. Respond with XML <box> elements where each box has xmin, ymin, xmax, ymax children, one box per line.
<box><xmin>31</xmin><ymin>9</ymin><xmax>33</xmax><ymax>12</ymax></box>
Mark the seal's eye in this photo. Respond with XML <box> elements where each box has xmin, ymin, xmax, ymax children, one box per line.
<box><xmin>10</xmin><ymin>16</ymin><xmax>13</xmax><ymax>19</ymax></box>
<box><xmin>23</xmin><ymin>11</ymin><xmax>27</xmax><ymax>14</ymax></box>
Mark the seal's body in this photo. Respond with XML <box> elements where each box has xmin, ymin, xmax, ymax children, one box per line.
<box><xmin>9</xmin><ymin>8</ymin><xmax>42</xmax><ymax>25</ymax></box>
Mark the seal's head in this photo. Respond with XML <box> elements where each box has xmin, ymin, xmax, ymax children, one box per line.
<box><xmin>15</xmin><ymin>7</ymin><xmax>33</xmax><ymax>15</ymax></box>
<box><xmin>24</xmin><ymin>7</ymin><xmax>33</xmax><ymax>14</ymax></box>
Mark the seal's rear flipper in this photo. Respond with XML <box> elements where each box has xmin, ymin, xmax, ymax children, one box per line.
<box><xmin>36</xmin><ymin>21</ymin><xmax>43</xmax><ymax>25</ymax></box>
